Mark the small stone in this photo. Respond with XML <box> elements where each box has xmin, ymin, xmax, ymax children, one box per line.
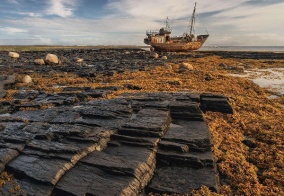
<box><xmin>23</xmin><ymin>75</ymin><xmax>32</xmax><ymax>83</ymax></box>
<box><xmin>161</xmin><ymin>56</ymin><xmax>168</xmax><ymax>60</ymax></box>
<box><xmin>242</xmin><ymin>138</ymin><xmax>256</xmax><ymax>149</ymax></box>
<box><xmin>45</xmin><ymin>54</ymin><xmax>59</xmax><ymax>64</ymax></box>
<box><xmin>8</xmin><ymin>52</ymin><xmax>19</xmax><ymax>58</ymax></box>
<box><xmin>74</xmin><ymin>58</ymin><xmax>83</xmax><ymax>63</ymax></box>
<box><xmin>219</xmin><ymin>63</ymin><xmax>228</xmax><ymax>68</ymax></box>
<box><xmin>180</xmin><ymin>62</ymin><xmax>194</xmax><ymax>71</ymax></box>
<box><xmin>150</xmin><ymin>52</ymin><xmax>159</xmax><ymax>59</ymax></box>
<box><xmin>34</xmin><ymin>59</ymin><xmax>45</xmax><ymax>65</ymax></box>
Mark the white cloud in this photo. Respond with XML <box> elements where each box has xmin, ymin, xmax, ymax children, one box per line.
<box><xmin>46</xmin><ymin>0</ymin><xmax>78</xmax><ymax>17</ymax></box>
<box><xmin>1</xmin><ymin>0</ymin><xmax>284</xmax><ymax>46</ymax></box>
<box><xmin>106</xmin><ymin>0</ymin><xmax>248</xmax><ymax>20</ymax></box>
<box><xmin>7</xmin><ymin>0</ymin><xmax>18</xmax><ymax>4</ymax></box>
<box><xmin>18</xmin><ymin>12</ymin><xmax>43</xmax><ymax>17</ymax></box>
<box><xmin>2</xmin><ymin>27</ymin><xmax>28</xmax><ymax>34</ymax></box>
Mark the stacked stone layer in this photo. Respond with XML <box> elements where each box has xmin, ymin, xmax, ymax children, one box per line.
<box><xmin>0</xmin><ymin>90</ymin><xmax>233</xmax><ymax>195</ymax></box>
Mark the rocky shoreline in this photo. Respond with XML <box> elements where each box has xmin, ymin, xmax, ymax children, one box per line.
<box><xmin>1</xmin><ymin>48</ymin><xmax>284</xmax><ymax>195</ymax></box>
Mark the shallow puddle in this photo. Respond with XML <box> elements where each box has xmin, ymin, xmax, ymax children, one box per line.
<box><xmin>230</xmin><ymin>68</ymin><xmax>284</xmax><ymax>95</ymax></box>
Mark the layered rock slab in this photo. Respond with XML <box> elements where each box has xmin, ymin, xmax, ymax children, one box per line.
<box><xmin>147</xmin><ymin>97</ymin><xmax>219</xmax><ymax>194</ymax></box>
<box><xmin>56</xmin><ymin>145</ymin><xmax>157</xmax><ymax>195</ymax></box>
<box><xmin>148</xmin><ymin>167</ymin><xmax>218</xmax><ymax>194</ymax></box>
<box><xmin>55</xmin><ymin>163</ymin><xmax>140</xmax><ymax>196</ymax></box>
<box><xmin>118</xmin><ymin>109</ymin><xmax>171</xmax><ymax>137</ymax></box>
<box><xmin>0</xmin><ymin>92</ymin><xmax>232</xmax><ymax>195</ymax></box>
<box><xmin>200</xmin><ymin>93</ymin><xmax>233</xmax><ymax>114</ymax></box>
<box><xmin>1</xmin><ymin>121</ymin><xmax>113</xmax><ymax>195</ymax></box>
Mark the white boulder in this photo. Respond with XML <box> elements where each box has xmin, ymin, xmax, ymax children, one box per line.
<box><xmin>34</xmin><ymin>58</ymin><xmax>45</xmax><ymax>65</ymax></box>
<box><xmin>180</xmin><ymin>62</ymin><xmax>194</xmax><ymax>71</ymax></box>
<box><xmin>23</xmin><ymin>75</ymin><xmax>32</xmax><ymax>83</ymax></box>
<box><xmin>74</xmin><ymin>58</ymin><xmax>84</xmax><ymax>63</ymax></box>
<box><xmin>8</xmin><ymin>52</ymin><xmax>19</xmax><ymax>58</ymax></box>
<box><xmin>150</xmin><ymin>52</ymin><xmax>159</xmax><ymax>59</ymax></box>
<box><xmin>45</xmin><ymin>54</ymin><xmax>59</xmax><ymax>64</ymax></box>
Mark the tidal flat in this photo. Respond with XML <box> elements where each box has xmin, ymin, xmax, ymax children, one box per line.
<box><xmin>0</xmin><ymin>47</ymin><xmax>284</xmax><ymax>195</ymax></box>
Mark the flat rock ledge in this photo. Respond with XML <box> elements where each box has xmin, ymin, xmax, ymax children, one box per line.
<box><xmin>0</xmin><ymin>91</ymin><xmax>233</xmax><ymax>195</ymax></box>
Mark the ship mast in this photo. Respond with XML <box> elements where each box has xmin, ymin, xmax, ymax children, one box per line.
<box><xmin>165</xmin><ymin>16</ymin><xmax>171</xmax><ymax>32</ymax></box>
<box><xmin>166</xmin><ymin>16</ymin><xmax>170</xmax><ymax>29</ymax></box>
<box><xmin>189</xmin><ymin>2</ymin><xmax>196</xmax><ymax>35</ymax></box>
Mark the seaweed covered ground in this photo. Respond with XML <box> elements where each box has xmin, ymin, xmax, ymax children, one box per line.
<box><xmin>0</xmin><ymin>47</ymin><xmax>284</xmax><ymax>195</ymax></box>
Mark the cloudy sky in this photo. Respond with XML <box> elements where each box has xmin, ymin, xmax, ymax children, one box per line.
<box><xmin>0</xmin><ymin>0</ymin><xmax>284</xmax><ymax>46</ymax></box>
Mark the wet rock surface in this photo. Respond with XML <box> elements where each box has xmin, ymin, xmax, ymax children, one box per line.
<box><xmin>0</xmin><ymin>49</ymin><xmax>235</xmax><ymax>195</ymax></box>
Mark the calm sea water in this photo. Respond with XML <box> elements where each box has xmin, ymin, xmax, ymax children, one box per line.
<box><xmin>200</xmin><ymin>46</ymin><xmax>284</xmax><ymax>52</ymax></box>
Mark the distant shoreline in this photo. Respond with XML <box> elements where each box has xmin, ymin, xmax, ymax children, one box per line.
<box><xmin>1</xmin><ymin>45</ymin><xmax>284</xmax><ymax>52</ymax></box>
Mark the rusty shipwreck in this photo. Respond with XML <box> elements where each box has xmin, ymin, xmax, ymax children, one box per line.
<box><xmin>144</xmin><ymin>2</ymin><xmax>209</xmax><ymax>52</ymax></box>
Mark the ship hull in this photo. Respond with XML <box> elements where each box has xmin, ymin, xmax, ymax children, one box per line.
<box><xmin>144</xmin><ymin>35</ymin><xmax>209</xmax><ymax>52</ymax></box>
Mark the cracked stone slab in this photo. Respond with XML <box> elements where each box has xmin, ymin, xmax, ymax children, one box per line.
<box><xmin>50</xmin><ymin>111</ymin><xmax>81</xmax><ymax>124</ymax></box>
<box><xmin>157</xmin><ymin>150</ymin><xmax>214</xmax><ymax>168</ymax></box>
<box><xmin>162</xmin><ymin>121</ymin><xmax>212</xmax><ymax>152</ymax></box>
<box><xmin>33</xmin><ymin>94</ymin><xmax>78</xmax><ymax>106</ymax></box>
<box><xmin>75</xmin><ymin>117</ymin><xmax>129</xmax><ymax>129</ymax></box>
<box><xmin>56</xmin><ymin>144</ymin><xmax>157</xmax><ymax>195</ymax></box>
<box><xmin>80</xmin><ymin>145</ymin><xmax>156</xmax><ymax>183</ymax></box>
<box><xmin>158</xmin><ymin>140</ymin><xmax>189</xmax><ymax>153</ymax></box>
<box><xmin>6</xmin><ymin>155</ymin><xmax>74</xmax><ymax>185</ymax></box>
<box><xmin>129</xmin><ymin>100</ymin><xmax>170</xmax><ymax>111</ymax></box>
<box><xmin>147</xmin><ymin>167</ymin><xmax>219</xmax><ymax>194</ymax></box>
<box><xmin>6</xmin><ymin>138</ymin><xmax>105</xmax><ymax>186</ymax></box>
<box><xmin>24</xmin><ymin>123</ymin><xmax>112</xmax><ymax>140</ymax></box>
<box><xmin>200</xmin><ymin>93</ymin><xmax>233</xmax><ymax>114</ymax></box>
<box><xmin>118</xmin><ymin>109</ymin><xmax>171</xmax><ymax>137</ymax></box>
<box><xmin>111</xmin><ymin>134</ymin><xmax>160</xmax><ymax>147</ymax></box>
<box><xmin>0</xmin><ymin>122</ymin><xmax>32</xmax><ymax>144</ymax></box>
<box><xmin>55</xmin><ymin>163</ymin><xmax>141</xmax><ymax>196</ymax></box>
<box><xmin>169</xmin><ymin>101</ymin><xmax>204</xmax><ymax>121</ymax></box>
<box><xmin>0</xmin><ymin>142</ymin><xmax>25</xmax><ymax>152</ymax></box>
<box><xmin>9</xmin><ymin>107</ymin><xmax>65</xmax><ymax>122</ymax></box>
<box><xmin>15</xmin><ymin>179</ymin><xmax>54</xmax><ymax>196</ymax></box>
